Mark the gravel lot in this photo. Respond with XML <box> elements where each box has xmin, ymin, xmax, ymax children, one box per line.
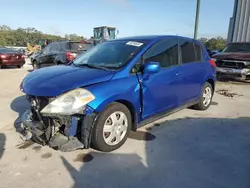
<box><xmin>0</xmin><ymin>68</ymin><xmax>250</xmax><ymax>188</ymax></box>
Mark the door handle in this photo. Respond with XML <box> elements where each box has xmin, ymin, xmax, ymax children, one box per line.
<box><xmin>176</xmin><ymin>72</ymin><xmax>180</xmax><ymax>76</ymax></box>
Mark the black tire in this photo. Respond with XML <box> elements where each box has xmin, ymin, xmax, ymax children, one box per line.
<box><xmin>91</xmin><ymin>102</ymin><xmax>132</xmax><ymax>152</ymax></box>
<box><xmin>56</xmin><ymin>61</ymin><xmax>62</xmax><ymax>65</ymax></box>
<box><xmin>193</xmin><ymin>82</ymin><xmax>213</xmax><ymax>110</ymax></box>
<box><xmin>17</xmin><ymin>65</ymin><xmax>21</xmax><ymax>68</ymax></box>
<box><xmin>33</xmin><ymin>61</ymin><xmax>39</xmax><ymax>69</ymax></box>
<box><xmin>245</xmin><ymin>75</ymin><xmax>250</xmax><ymax>80</ymax></box>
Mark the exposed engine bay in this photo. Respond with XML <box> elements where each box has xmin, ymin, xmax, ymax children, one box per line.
<box><xmin>20</xmin><ymin>95</ymin><xmax>97</xmax><ymax>152</ymax></box>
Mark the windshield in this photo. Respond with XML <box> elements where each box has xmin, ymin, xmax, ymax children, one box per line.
<box><xmin>73</xmin><ymin>40</ymin><xmax>147</xmax><ymax>69</ymax></box>
<box><xmin>222</xmin><ymin>43</ymin><xmax>250</xmax><ymax>53</ymax></box>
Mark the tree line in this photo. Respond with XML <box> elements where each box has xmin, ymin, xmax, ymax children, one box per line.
<box><xmin>198</xmin><ymin>37</ymin><xmax>227</xmax><ymax>51</ymax></box>
<box><xmin>0</xmin><ymin>25</ymin><xmax>84</xmax><ymax>47</ymax></box>
<box><xmin>0</xmin><ymin>25</ymin><xmax>227</xmax><ymax>50</ymax></box>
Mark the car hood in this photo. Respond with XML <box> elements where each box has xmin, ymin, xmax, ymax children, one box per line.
<box><xmin>22</xmin><ymin>65</ymin><xmax>115</xmax><ymax>96</ymax></box>
<box><xmin>213</xmin><ymin>52</ymin><xmax>250</xmax><ymax>61</ymax></box>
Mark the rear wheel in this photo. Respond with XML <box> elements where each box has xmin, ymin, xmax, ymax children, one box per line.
<box><xmin>56</xmin><ymin>61</ymin><xmax>62</xmax><ymax>65</ymax></box>
<box><xmin>91</xmin><ymin>102</ymin><xmax>132</xmax><ymax>152</ymax></box>
<box><xmin>17</xmin><ymin>65</ymin><xmax>21</xmax><ymax>68</ymax></box>
<box><xmin>193</xmin><ymin>82</ymin><xmax>213</xmax><ymax>110</ymax></box>
<box><xmin>0</xmin><ymin>64</ymin><xmax>5</xmax><ymax>69</ymax></box>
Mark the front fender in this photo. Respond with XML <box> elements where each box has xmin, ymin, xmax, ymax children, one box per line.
<box><xmin>86</xmin><ymin>76</ymin><xmax>141</xmax><ymax>120</ymax></box>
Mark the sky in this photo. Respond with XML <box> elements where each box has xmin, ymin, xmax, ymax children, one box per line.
<box><xmin>0</xmin><ymin>0</ymin><xmax>234</xmax><ymax>38</ymax></box>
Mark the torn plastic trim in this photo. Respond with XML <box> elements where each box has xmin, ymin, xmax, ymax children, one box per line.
<box><xmin>80</xmin><ymin>107</ymin><xmax>98</xmax><ymax>149</ymax></box>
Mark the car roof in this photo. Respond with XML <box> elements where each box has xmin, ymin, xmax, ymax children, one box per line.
<box><xmin>51</xmin><ymin>41</ymin><xmax>80</xmax><ymax>44</ymax></box>
<box><xmin>112</xmin><ymin>35</ymin><xmax>197</xmax><ymax>42</ymax></box>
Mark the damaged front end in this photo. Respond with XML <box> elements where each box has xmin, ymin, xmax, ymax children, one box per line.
<box><xmin>20</xmin><ymin>94</ymin><xmax>97</xmax><ymax>152</ymax></box>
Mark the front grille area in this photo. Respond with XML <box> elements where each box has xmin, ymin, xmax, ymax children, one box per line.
<box><xmin>26</xmin><ymin>95</ymin><xmax>71</xmax><ymax>128</ymax></box>
<box><xmin>216</xmin><ymin>60</ymin><xmax>247</xmax><ymax>69</ymax></box>
<box><xmin>27</xmin><ymin>96</ymin><xmax>49</xmax><ymax>111</ymax></box>
<box><xmin>26</xmin><ymin>95</ymin><xmax>52</xmax><ymax>124</ymax></box>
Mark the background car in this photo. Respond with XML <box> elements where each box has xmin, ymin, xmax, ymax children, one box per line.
<box><xmin>32</xmin><ymin>41</ymin><xmax>91</xmax><ymax>69</ymax></box>
<box><xmin>212</xmin><ymin>42</ymin><xmax>250</xmax><ymax>79</ymax></box>
<box><xmin>0</xmin><ymin>48</ymin><xmax>25</xmax><ymax>69</ymax></box>
<box><xmin>207</xmin><ymin>49</ymin><xmax>218</xmax><ymax>57</ymax></box>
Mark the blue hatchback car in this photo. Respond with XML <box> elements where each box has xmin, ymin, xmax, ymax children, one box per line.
<box><xmin>20</xmin><ymin>35</ymin><xmax>216</xmax><ymax>152</ymax></box>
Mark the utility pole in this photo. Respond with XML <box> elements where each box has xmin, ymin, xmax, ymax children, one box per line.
<box><xmin>194</xmin><ymin>0</ymin><xmax>201</xmax><ymax>39</ymax></box>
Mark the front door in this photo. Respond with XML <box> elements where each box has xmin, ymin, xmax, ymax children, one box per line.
<box><xmin>137</xmin><ymin>37</ymin><xmax>182</xmax><ymax>120</ymax></box>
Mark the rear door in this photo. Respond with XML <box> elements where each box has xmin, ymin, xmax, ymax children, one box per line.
<box><xmin>138</xmin><ymin>37</ymin><xmax>183</xmax><ymax>120</ymax></box>
<box><xmin>46</xmin><ymin>42</ymin><xmax>59</xmax><ymax>64</ymax></box>
<box><xmin>178</xmin><ymin>39</ymin><xmax>206</xmax><ymax>104</ymax></box>
<box><xmin>38</xmin><ymin>44</ymin><xmax>52</xmax><ymax>66</ymax></box>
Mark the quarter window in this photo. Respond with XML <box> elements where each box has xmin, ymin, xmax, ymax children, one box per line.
<box><xmin>143</xmin><ymin>38</ymin><xmax>179</xmax><ymax>68</ymax></box>
<box><xmin>194</xmin><ymin>43</ymin><xmax>202</xmax><ymax>61</ymax></box>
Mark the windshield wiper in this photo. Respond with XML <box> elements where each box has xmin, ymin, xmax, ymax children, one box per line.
<box><xmin>75</xmin><ymin>64</ymin><xmax>110</xmax><ymax>70</ymax></box>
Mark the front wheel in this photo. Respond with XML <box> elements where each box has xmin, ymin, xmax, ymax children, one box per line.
<box><xmin>33</xmin><ymin>61</ymin><xmax>40</xmax><ymax>69</ymax></box>
<box><xmin>91</xmin><ymin>102</ymin><xmax>132</xmax><ymax>152</ymax></box>
<box><xmin>193</xmin><ymin>82</ymin><xmax>213</xmax><ymax>110</ymax></box>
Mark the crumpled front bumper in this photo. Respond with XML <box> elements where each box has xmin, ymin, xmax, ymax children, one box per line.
<box><xmin>20</xmin><ymin>109</ymin><xmax>46</xmax><ymax>144</ymax></box>
<box><xmin>216</xmin><ymin>67</ymin><xmax>250</xmax><ymax>76</ymax></box>
<box><xmin>20</xmin><ymin>108</ymin><xmax>98</xmax><ymax>151</ymax></box>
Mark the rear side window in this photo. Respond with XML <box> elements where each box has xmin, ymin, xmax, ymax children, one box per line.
<box><xmin>180</xmin><ymin>40</ymin><xmax>196</xmax><ymax>64</ymax></box>
<box><xmin>60</xmin><ymin>43</ymin><xmax>70</xmax><ymax>51</ymax></box>
<box><xmin>143</xmin><ymin>38</ymin><xmax>179</xmax><ymax>68</ymax></box>
<box><xmin>70</xmin><ymin>42</ymin><xmax>85</xmax><ymax>51</ymax></box>
<box><xmin>194</xmin><ymin>43</ymin><xmax>202</xmax><ymax>61</ymax></box>
<box><xmin>50</xmin><ymin>43</ymin><xmax>59</xmax><ymax>52</ymax></box>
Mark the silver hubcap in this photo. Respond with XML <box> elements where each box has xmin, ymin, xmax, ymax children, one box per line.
<box><xmin>103</xmin><ymin>111</ymin><xmax>128</xmax><ymax>146</ymax></box>
<box><xmin>203</xmin><ymin>87</ymin><xmax>212</xmax><ymax>107</ymax></box>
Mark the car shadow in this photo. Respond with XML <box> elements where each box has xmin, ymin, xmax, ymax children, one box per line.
<box><xmin>217</xmin><ymin>75</ymin><xmax>250</xmax><ymax>85</ymax></box>
<box><xmin>0</xmin><ymin>133</ymin><xmax>6</xmax><ymax>161</ymax></box>
<box><xmin>10</xmin><ymin>95</ymin><xmax>30</xmax><ymax>133</ymax></box>
<box><xmin>61</xmin><ymin>116</ymin><xmax>250</xmax><ymax>188</ymax></box>
<box><xmin>0</xmin><ymin>66</ymin><xmax>21</xmax><ymax>69</ymax></box>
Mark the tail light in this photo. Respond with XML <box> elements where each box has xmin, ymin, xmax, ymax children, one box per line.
<box><xmin>21</xmin><ymin>55</ymin><xmax>25</xmax><ymax>59</ymax></box>
<box><xmin>209</xmin><ymin>59</ymin><xmax>216</xmax><ymax>68</ymax></box>
<box><xmin>66</xmin><ymin>52</ymin><xmax>76</xmax><ymax>61</ymax></box>
<box><xmin>0</xmin><ymin>55</ymin><xmax>6</xmax><ymax>59</ymax></box>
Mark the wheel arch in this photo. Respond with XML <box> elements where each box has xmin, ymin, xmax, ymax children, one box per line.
<box><xmin>89</xmin><ymin>98</ymin><xmax>139</xmax><ymax>132</ymax></box>
<box><xmin>115</xmin><ymin>99</ymin><xmax>138</xmax><ymax>131</ymax></box>
<box><xmin>206</xmin><ymin>78</ymin><xmax>215</xmax><ymax>94</ymax></box>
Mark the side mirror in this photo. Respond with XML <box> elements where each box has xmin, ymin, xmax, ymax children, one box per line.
<box><xmin>143</xmin><ymin>62</ymin><xmax>160</xmax><ymax>74</ymax></box>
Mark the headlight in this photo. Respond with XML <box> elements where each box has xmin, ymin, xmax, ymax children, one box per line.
<box><xmin>41</xmin><ymin>88</ymin><xmax>95</xmax><ymax>115</ymax></box>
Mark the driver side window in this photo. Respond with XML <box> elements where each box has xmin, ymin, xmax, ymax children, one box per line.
<box><xmin>143</xmin><ymin>38</ymin><xmax>179</xmax><ymax>68</ymax></box>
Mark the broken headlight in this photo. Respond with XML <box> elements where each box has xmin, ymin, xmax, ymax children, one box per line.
<box><xmin>41</xmin><ymin>88</ymin><xmax>95</xmax><ymax>115</ymax></box>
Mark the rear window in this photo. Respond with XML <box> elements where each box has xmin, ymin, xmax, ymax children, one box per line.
<box><xmin>222</xmin><ymin>43</ymin><xmax>250</xmax><ymax>53</ymax></box>
<box><xmin>69</xmin><ymin>42</ymin><xmax>85</xmax><ymax>51</ymax></box>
